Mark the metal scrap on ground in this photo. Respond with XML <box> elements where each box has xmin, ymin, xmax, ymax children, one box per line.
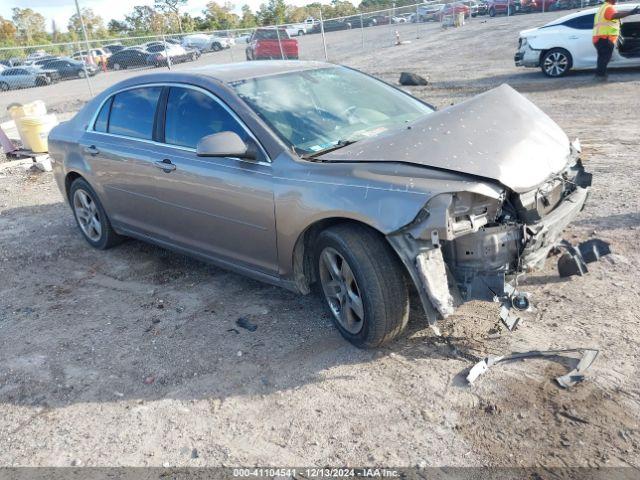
<box><xmin>466</xmin><ymin>348</ymin><xmax>599</xmax><ymax>388</ymax></box>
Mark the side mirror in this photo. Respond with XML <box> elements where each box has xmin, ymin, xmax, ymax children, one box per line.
<box><xmin>196</xmin><ymin>131</ymin><xmax>255</xmax><ymax>159</ymax></box>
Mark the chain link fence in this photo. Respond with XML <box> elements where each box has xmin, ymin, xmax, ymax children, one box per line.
<box><xmin>0</xmin><ymin>0</ymin><xmax>617</xmax><ymax>119</ymax></box>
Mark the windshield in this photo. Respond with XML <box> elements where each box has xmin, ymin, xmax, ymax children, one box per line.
<box><xmin>232</xmin><ymin>66</ymin><xmax>434</xmax><ymax>156</ymax></box>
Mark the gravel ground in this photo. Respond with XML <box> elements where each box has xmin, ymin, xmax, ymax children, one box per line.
<box><xmin>1</xmin><ymin>11</ymin><xmax>640</xmax><ymax>468</ymax></box>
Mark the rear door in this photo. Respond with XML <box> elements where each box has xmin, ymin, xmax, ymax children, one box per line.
<box><xmin>557</xmin><ymin>13</ymin><xmax>597</xmax><ymax>68</ymax></box>
<box><xmin>79</xmin><ymin>86</ymin><xmax>168</xmax><ymax>236</ymax></box>
<box><xmin>147</xmin><ymin>85</ymin><xmax>278</xmax><ymax>274</ymax></box>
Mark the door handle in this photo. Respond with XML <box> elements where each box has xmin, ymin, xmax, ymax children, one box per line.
<box><xmin>83</xmin><ymin>145</ymin><xmax>100</xmax><ymax>156</ymax></box>
<box><xmin>154</xmin><ymin>159</ymin><xmax>176</xmax><ymax>172</ymax></box>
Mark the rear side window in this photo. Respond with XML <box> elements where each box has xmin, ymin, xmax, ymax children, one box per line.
<box><xmin>562</xmin><ymin>14</ymin><xmax>595</xmax><ymax>29</ymax></box>
<box><xmin>164</xmin><ymin>87</ymin><xmax>246</xmax><ymax>149</ymax></box>
<box><xmin>94</xmin><ymin>96</ymin><xmax>113</xmax><ymax>133</ymax></box>
<box><xmin>108</xmin><ymin>87</ymin><xmax>162</xmax><ymax>139</ymax></box>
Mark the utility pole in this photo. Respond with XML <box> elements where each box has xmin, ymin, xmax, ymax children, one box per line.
<box><xmin>73</xmin><ymin>0</ymin><xmax>94</xmax><ymax>96</ymax></box>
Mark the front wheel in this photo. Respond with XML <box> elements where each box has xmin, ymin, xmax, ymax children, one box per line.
<box><xmin>316</xmin><ymin>224</ymin><xmax>409</xmax><ymax>348</ymax></box>
<box><xmin>489</xmin><ymin>7</ymin><xmax>496</xmax><ymax>16</ymax></box>
<box><xmin>0</xmin><ymin>82</ymin><xmax>9</xmax><ymax>91</ymax></box>
<box><xmin>70</xmin><ymin>178</ymin><xmax>123</xmax><ymax>250</ymax></box>
<box><xmin>541</xmin><ymin>48</ymin><xmax>572</xmax><ymax>77</ymax></box>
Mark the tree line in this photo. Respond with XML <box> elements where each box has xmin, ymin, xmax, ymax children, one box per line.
<box><xmin>0</xmin><ymin>0</ymin><xmax>420</xmax><ymax>49</ymax></box>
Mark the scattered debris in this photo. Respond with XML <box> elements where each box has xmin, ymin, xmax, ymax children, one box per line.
<box><xmin>466</xmin><ymin>348</ymin><xmax>599</xmax><ymax>388</ymax></box>
<box><xmin>495</xmin><ymin>283</ymin><xmax>530</xmax><ymax>331</ymax></box>
<box><xmin>558</xmin><ymin>410</ymin><xmax>590</xmax><ymax>425</ymax></box>
<box><xmin>191</xmin><ymin>448</ymin><xmax>199</xmax><ymax>459</ymax></box>
<box><xmin>226</xmin><ymin>328</ymin><xmax>240</xmax><ymax>334</ymax></box>
<box><xmin>236</xmin><ymin>317</ymin><xmax>257</xmax><ymax>332</ymax></box>
<box><xmin>557</xmin><ymin>239</ymin><xmax>611</xmax><ymax>277</ymax></box>
<box><xmin>399</xmin><ymin>72</ymin><xmax>428</xmax><ymax>86</ymax></box>
<box><xmin>143</xmin><ymin>375</ymin><xmax>156</xmax><ymax>385</ymax></box>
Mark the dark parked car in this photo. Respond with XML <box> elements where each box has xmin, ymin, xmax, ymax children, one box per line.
<box><xmin>104</xmin><ymin>44</ymin><xmax>125</xmax><ymax>54</ymax></box>
<box><xmin>40</xmin><ymin>58</ymin><xmax>99</xmax><ymax>79</ymax></box>
<box><xmin>48</xmin><ymin>62</ymin><xmax>593</xmax><ymax>348</ymax></box>
<box><xmin>107</xmin><ymin>48</ymin><xmax>150</xmax><ymax>70</ymax></box>
<box><xmin>311</xmin><ymin>19</ymin><xmax>352</xmax><ymax>32</ymax></box>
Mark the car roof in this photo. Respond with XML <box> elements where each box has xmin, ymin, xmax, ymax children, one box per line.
<box><xmin>183</xmin><ymin>60</ymin><xmax>330</xmax><ymax>83</ymax></box>
<box><xmin>544</xmin><ymin>3</ymin><xmax>639</xmax><ymax>24</ymax></box>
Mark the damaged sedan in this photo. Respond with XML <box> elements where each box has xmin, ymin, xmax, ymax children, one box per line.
<box><xmin>48</xmin><ymin>61</ymin><xmax>593</xmax><ymax>348</ymax></box>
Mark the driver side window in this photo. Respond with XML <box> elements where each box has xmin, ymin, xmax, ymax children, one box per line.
<box><xmin>164</xmin><ymin>87</ymin><xmax>247</xmax><ymax>149</ymax></box>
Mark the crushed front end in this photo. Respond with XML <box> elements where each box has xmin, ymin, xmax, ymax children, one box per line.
<box><xmin>388</xmin><ymin>152</ymin><xmax>594</xmax><ymax>325</ymax></box>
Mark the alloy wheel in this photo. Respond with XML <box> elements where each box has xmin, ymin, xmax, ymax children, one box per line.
<box><xmin>319</xmin><ymin>247</ymin><xmax>365</xmax><ymax>334</ymax></box>
<box><xmin>544</xmin><ymin>51</ymin><xmax>568</xmax><ymax>77</ymax></box>
<box><xmin>73</xmin><ymin>189</ymin><xmax>102</xmax><ymax>242</ymax></box>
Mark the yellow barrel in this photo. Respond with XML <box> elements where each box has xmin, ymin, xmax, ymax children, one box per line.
<box><xmin>16</xmin><ymin>114</ymin><xmax>59</xmax><ymax>153</ymax></box>
<box><xmin>9</xmin><ymin>101</ymin><xmax>48</xmax><ymax>150</ymax></box>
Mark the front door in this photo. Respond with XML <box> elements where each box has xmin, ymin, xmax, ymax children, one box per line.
<box><xmin>147</xmin><ymin>86</ymin><xmax>278</xmax><ymax>274</ymax></box>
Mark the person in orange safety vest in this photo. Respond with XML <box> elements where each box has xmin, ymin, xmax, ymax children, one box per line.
<box><xmin>593</xmin><ymin>0</ymin><xmax>639</xmax><ymax>80</ymax></box>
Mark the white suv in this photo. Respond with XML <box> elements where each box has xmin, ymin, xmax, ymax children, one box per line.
<box><xmin>515</xmin><ymin>4</ymin><xmax>640</xmax><ymax>77</ymax></box>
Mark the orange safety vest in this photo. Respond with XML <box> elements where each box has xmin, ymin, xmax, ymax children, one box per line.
<box><xmin>593</xmin><ymin>3</ymin><xmax>620</xmax><ymax>40</ymax></box>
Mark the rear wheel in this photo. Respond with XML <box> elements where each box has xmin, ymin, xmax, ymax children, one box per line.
<box><xmin>113</xmin><ymin>62</ymin><xmax>122</xmax><ymax>70</ymax></box>
<box><xmin>0</xmin><ymin>82</ymin><xmax>8</xmax><ymax>91</ymax></box>
<box><xmin>316</xmin><ymin>224</ymin><xmax>409</xmax><ymax>348</ymax></box>
<box><xmin>541</xmin><ymin>48</ymin><xmax>572</xmax><ymax>77</ymax></box>
<box><xmin>212</xmin><ymin>42</ymin><xmax>222</xmax><ymax>52</ymax></box>
<box><xmin>70</xmin><ymin>178</ymin><xmax>123</xmax><ymax>250</ymax></box>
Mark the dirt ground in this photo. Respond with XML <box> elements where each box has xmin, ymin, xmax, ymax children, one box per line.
<box><xmin>1</xmin><ymin>12</ymin><xmax>640</xmax><ymax>468</ymax></box>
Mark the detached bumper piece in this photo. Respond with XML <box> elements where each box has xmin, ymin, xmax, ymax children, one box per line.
<box><xmin>466</xmin><ymin>348</ymin><xmax>599</xmax><ymax>388</ymax></box>
<box><xmin>557</xmin><ymin>238</ymin><xmax>612</xmax><ymax>277</ymax></box>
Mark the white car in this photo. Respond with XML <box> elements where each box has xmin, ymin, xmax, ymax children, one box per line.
<box><xmin>515</xmin><ymin>4</ymin><xmax>640</xmax><ymax>77</ymax></box>
<box><xmin>182</xmin><ymin>34</ymin><xmax>231</xmax><ymax>52</ymax></box>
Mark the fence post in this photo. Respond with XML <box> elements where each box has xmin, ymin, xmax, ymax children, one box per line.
<box><xmin>416</xmin><ymin>3</ymin><xmax>420</xmax><ymax>38</ymax></box>
<box><xmin>162</xmin><ymin>33</ymin><xmax>172</xmax><ymax>70</ymax></box>
<box><xmin>360</xmin><ymin>12</ymin><xmax>365</xmax><ymax>50</ymax></box>
<box><xmin>275</xmin><ymin>25</ymin><xmax>285</xmax><ymax>60</ymax></box>
<box><xmin>73</xmin><ymin>0</ymin><xmax>94</xmax><ymax>96</ymax></box>
<box><xmin>319</xmin><ymin>8</ymin><xmax>328</xmax><ymax>62</ymax></box>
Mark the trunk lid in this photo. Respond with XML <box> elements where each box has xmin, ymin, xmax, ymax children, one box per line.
<box><xmin>318</xmin><ymin>84</ymin><xmax>570</xmax><ymax>193</ymax></box>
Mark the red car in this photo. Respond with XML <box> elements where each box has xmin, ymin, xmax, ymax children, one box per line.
<box><xmin>520</xmin><ymin>0</ymin><xmax>559</xmax><ymax>11</ymax></box>
<box><xmin>436</xmin><ymin>3</ymin><xmax>471</xmax><ymax>20</ymax></box>
<box><xmin>246</xmin><ymin>28</ymin><xmax>299</xmax><ymax>61</ymax></box>
<box><xmin>484</xmin><ymin>0</ymin><xmax>520</xmax><ymax>16</ymax></box>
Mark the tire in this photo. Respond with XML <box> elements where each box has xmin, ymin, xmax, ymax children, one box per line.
<box><xmin>489</xmin><ymin>7</ymin><xmax>496</xmax><ymax>16</ymax></box>
<box><xmin>315</xmin><ymin>224</ymin><xmax>409</xmax><ymax>349</ymax></box>
<box><xmin>69</xmin><ymin>178</ymin><xmax>123</xmax><ymax>250</ymax></box>
<box><xmin>298</xmin><ymin>30</ymin><xmax>305</xmax><ymax>36</ymax></box>
<box><xmin>78</xmin><ymin>70</ymin><xmax>86</xmax><ymax>78</ymax></box>
<box><xmin>212</xmin><ymin>42</ymin><xmax>222</xmax><ymax>52</ymax></box>
<box><xmin>0</xmin><ymin>82</ymin><xmax>9</xmax><ymax>91</ymax></box>
<box><xmin>113</xmin><ymin>62</ymin><xmax>122</xmax><ymax>70</ymax></box>
<box><xmin>191</xmin><ymin>53</ymin><xmax>197</xmax><ymax>61</ymax></box>
<box><xmin>541</xmin><ymin>48</ymin><xmax>572</xmax><ymax>77</ymax></box>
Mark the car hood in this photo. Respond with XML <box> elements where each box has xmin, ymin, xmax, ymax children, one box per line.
<box><xmin>318</xmin><ymin>84</ymin><xmax>570</xmax><ymax>193</ymax></box>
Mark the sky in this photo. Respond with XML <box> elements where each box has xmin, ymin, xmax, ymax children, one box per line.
<box><xmin>1</xmin><ymin>0</ymin><xmax>343</xmax><ymax>32</ymax></box>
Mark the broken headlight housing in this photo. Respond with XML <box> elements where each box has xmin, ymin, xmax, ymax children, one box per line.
<box><xmin>404</xmin><ymin>192</ymin><xmax>504</xmax><ymax>244</ymax></box>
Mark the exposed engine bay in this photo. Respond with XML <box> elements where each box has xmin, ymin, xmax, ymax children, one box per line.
<box><xmin>388</xmin><ymin>150</ymin><xmax>607</xmax><ymax>327</ymax></box>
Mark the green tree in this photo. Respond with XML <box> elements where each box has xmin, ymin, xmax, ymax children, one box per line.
<box><xmin>125</xmin><ymin>6</ymin><xmax>156</xmax><ymax>34</ymax></box>
<box><xmin>239</xmin><ymin>5</ymin><xmax>258</xmax><ymax>28</ymax></box>
<box><xmin>154</xmin><ymin>0</ymin><xmax>188</xmax><ymax>32</ymax></box>
<box><xmin>107</xmin><ymin>19</ymin><xmax>129</xmax><ymax>35</ymax></box>
<box><xmin>11</xmin><ymin>8</ymin><xmax>46</xmax><ymax>44</ymax></box>
<box><xmin>202</xmin><ymin>2</ymin><xmax>239</xmax><ymax>30</ymax></box>
<box><xmin>256</xmin><ymin>0</ymin><xmax>287</xmax><ymax>25</ymax></box>
<box><xmin>68</xmin><ymin>8</ymin><xmax>105</xmax><ymax>38</ymax></box>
